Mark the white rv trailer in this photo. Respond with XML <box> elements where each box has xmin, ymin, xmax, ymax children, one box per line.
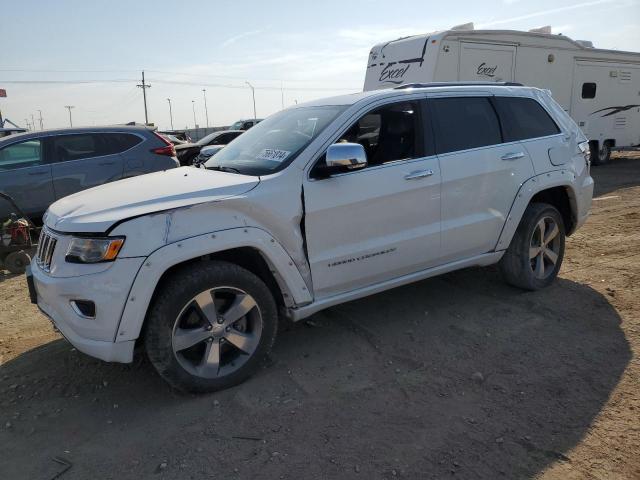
<box><xmin>364</xmin><ymin>24</ymin><xmax>640</xmax><ymax>164</ymax></box>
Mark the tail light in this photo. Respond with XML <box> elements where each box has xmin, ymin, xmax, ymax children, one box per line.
<box><xmin>578</xmin><ymin>141</ymin><xmax>591</xmax><ymax>167</ymax></box>
<box><xmin>151</xmin><ymin>132</ymin><xmax>177</xmax><ymax>157</ymax></box>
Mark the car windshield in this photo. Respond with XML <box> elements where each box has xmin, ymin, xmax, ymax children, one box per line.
<box><xmin>230</xmin><ymin>121</ymin><xmax>244</xmax><ymax>130</ymax></box>
<box><xmin>204</xmin><ymin>106</ymin><xmax>345</xmax><ymax>175</ymax></box>
<box><xmin>196</xmin><ymin>132</ymin><xmax>224</xmax><ymax>146</ymax></box>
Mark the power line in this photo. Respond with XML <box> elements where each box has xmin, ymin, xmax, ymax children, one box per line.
<box><xmin>1</xmin><ymin>79</ymin><xmax>135</xmax><ymax>84</ymax></box>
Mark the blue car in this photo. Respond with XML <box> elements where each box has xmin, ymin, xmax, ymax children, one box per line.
<box><xmin>0</xmin><ymin>126</ymin><xmax>179</xmax><ymax>223</ymax></box>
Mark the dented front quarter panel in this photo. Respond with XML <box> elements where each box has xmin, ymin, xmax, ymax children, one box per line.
<box><xmin>110</xmin><ymin>167</ymin><xmax>314</xmax><ymax>342</ymax></box>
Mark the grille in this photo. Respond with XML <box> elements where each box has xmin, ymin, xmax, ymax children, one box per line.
<box><xmin>36</xmin><ymin>229</ymin><xmax>58</xmax><ymax>272</ymax></box>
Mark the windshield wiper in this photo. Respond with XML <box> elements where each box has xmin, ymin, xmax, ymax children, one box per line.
<box><xmin>207</xmin><ymin>165</ymin><xmax>242</xmax><ymax>174</ymax></box>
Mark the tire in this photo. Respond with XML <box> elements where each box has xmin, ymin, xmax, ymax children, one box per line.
<box><xmin>590</xmin><ymin>140</ymin><xmax>611</xmax><ymax>166</ymax></box>
<box><xmin>144</xmin><ymin>261</ymin><xmax>278</xmax><ymax>393</ymax></box>
<box><xmin>4</xmin><ymin>250</ymin><xmax>31</xmax><ymax>274</ymax></box>
<box><xmin>499</xmin><ymin>203</ymin><xmax>565</xmax><ymax>291</ymax></box>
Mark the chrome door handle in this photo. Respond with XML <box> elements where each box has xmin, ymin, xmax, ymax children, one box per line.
<box><xmin>501</xmin><ymin>152</ymin><xmax>525</xmax><ymax>161</ymax></box>
<box><xmin>404</xmin><ymin>169</ymin><xmax>434</xmax><ymax>180</ymax></box>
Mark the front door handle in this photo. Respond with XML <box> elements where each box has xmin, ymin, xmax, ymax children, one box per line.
<box><xmin>404</xmin><ymin>169</ymin><xmax>434</xmax><ymax>180</ymax></box>
<box><xmin>28</xmin><ymin>171</ymin><xmax>47</xmax><ymax>176</ymax></box>
<box><xmin>501</xmin><ymin>152</ymin><xmax>525</xmax><ymax>161</ymax></box>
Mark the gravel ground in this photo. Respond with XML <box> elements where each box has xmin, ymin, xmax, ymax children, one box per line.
<box><xmin>0</xmin><ymin>154</ymin><xmax>639</xmax><ymax>480</ymax></box>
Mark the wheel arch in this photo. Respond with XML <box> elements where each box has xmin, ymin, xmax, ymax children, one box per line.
<box><xmin>529</xmin><ymin>186</ymin><xmax>576</xmax><ymax>235</ymax></box>
<box><xmin>114</xmin><ymin>227</ymin><xmax>313</xmax><ymax>344</ymax></box>
<box><xmin>496</xmin><ymin>171</ymin><xmax>580</xmax><ymax>251</ymax></box>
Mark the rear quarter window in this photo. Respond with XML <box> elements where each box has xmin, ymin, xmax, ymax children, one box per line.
<box><xmin>431</xmin><ymin>97</ymin><xmax>502</xmax><ymax>154</ymax></box>
<box><xmin>492</xmin><ymin>97</ymin><xmax>560</xmax><ymax>142</ymax></box>
<box><xmin>101</xmin><ymin>133</ymin><xmax>143</xmax><ymax>155</ymax></box>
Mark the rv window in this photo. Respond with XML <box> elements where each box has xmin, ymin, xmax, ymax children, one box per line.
<box><xmin>430</xmin><ymin>97</ymin><xmax>502</xmax><ymax>154</ymax></box>
<box><xmin>492</xmin><ymin>97</ymin><xmax>560</xmax><ymax>142</ymax></box>
<box><xmin>581</xmin><ymin>83</ymin><xmax>597</xmax><ymax>99</ymax></box>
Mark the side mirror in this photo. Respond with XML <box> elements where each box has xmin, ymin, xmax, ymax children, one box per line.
<box><xmin>325</xmin><ymin>142</ymin><xmax>367</xmax><ymax>172</ymax></box>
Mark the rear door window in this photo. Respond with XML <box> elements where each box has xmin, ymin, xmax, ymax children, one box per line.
<box><xmin>492</xmin><ymin>96</ymin><xmax>560</xmax><ymax>142</ymax></box>
<box><xmin>104</xmin><ymin>133</ymin><xmax>143</xmax><ymax>153</ymax></box>
<box><xmin>0</xmin><ymin>139</ymin><xmax>43</xmax><ymax>170</ymax></box>
<box><xmin>50</xmin><ymin>134</ymin><xmax>106</xmax><ymax>162</ymax></box>
<box><xmin>431</xmin><ymin>97</ymin><xmax>502</xmax><ymax>154</ymax></box>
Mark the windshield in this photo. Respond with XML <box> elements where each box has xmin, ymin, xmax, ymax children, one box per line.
<box><xmin>204</xmin><ymin>106</ymin><xmax>345</xmax><ymax>175</ymax></box>
<box><xmin>196</xmin><ymin>131</ymin><xmax>223</xmax><ymax>146</ymax></box>
<box><xmin>230</xmin><ymin>121</ymin><xmax>244</xmax><ymax>130</ymax></box>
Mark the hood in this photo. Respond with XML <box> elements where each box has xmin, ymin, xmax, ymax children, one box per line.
<box><xmin>46</xmin><ymin>167</ymin><xmax>259</xmax><ymax>233</ymax></box>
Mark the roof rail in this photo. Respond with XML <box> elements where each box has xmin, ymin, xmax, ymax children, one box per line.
<box><xmin>394</xmin><ymin>82</ymin><xmax>524</xmax><ymax>89</ymax></box>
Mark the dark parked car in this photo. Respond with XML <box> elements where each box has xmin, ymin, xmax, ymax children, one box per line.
<box><xmin>0</xmin><ymin>127</ymin><xmax>27</xmax><ymax>138</ymax></box>
<box><xmin>229</xmin><ymin>119</ymin><xmax>262</xmax><ymax>131</ymax></box>
<box><xmin>174</xmin><ymin>130</ymin><xmax>244</xmax><ymax>166</ymax></box>
<box><xmin>0</xmin><ymin>126</ymin><xmax>179</xmax><ymax>223</ymax></box>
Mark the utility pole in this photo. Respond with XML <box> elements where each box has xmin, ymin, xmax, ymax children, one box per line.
<box><xmin>245</xmin><ymin>81</ymin><xmax>256</xmax><ymax>120</ymax></box>
<box><xmin>166</xmin><ymin>98</ymin><xmax>174</xmax><ymax>130</ymax></box>
<box><xmin>202</xmin><ymin>89</ymin><xmax>209</xmax><ymax>128</ymax></box>
<box><xmin>136</xmin><ymin>70</ymin><xmax>151</xmax><ymax>125</ymax></box>
<box><xmin>37</xmin><ymin>110</ymin><xmax>44</xmax><ymax>129</ymax></box>
<box><xmin>30</xmin><ymin>113</ymin><xmax>35</xmax><ymax>130</ymax></box>
<box><xmin>64</xmin><ymin>106</ymin><xmax>74</xmax><ymax>127</ymax></box>
<box><xmin>191</xmin><ymin>100</ymin><xmax>197</xmax><ymax>129</ymax></box>
<box><xmin>24</xmin><ymin>119</ymin><xmax>29</xmax><ymax>130</ymax></box>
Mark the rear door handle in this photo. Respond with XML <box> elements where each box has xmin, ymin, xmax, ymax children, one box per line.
<box><xmin>501</xmin><ymin>152</ymin><xmax>525</xmax><ymax>161</ymax></box>
<box><xmin>404</xmin><ymin>169</ymin><xmax>434</xmax><ymax>180</ymax></box>
<box><xmin>98</xmin><ymin>161</ymin><xmax>115</xmax><ymax>166</ymax></box>
<box><xmin>28</xmin><ymin>171</ymin><xmax>47</xmax><ymax>176</ymax></box>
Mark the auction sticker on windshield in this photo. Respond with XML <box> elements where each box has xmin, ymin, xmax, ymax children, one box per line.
<box><xmin>257</xmin><ymin>148</ymin><xmax>290</xmax><ymax>162</ymax></box>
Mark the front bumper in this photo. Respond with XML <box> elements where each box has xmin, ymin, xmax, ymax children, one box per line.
<box><xmin>27</xmin><ymin>256</ymin><xmax>145</xmax><ymax>363</ymax></box>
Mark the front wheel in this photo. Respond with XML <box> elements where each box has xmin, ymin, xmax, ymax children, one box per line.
<box><xmin>144</xmin><ymin>261</ymin><xmax>278</xmax><ymax>393</ymax></box>
<box><xmin>499</xmin><ymin>203</ymin><xmax>565</xmax><ymax>290</ymax></box>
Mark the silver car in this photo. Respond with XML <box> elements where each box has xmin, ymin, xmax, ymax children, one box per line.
<box><xmin>0</xmin><ymin>126</ymin><xmax>179</xmax><ymax>223</ymax></box>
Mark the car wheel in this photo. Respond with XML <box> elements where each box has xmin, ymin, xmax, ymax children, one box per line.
<box><xmin>499</xmin><ymin>203</ymin><xmax>565</xmax><ymax>291</ymax></box>
<box><xmin>145</xmin><ymin>261</ymin><xmax>278</xmax><ymax>393</ymax></box>
<box><xmin>4</xmin><ymin>250</ymin><xmax>32</xmax><ymax>274</ymax></box>
<box><xmin>590</xmin><ymin>140</ymin><xmax>611</xmax><ymax>166</ymax></box>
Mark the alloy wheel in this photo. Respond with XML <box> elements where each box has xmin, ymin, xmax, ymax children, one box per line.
<box><xmin>529</xmin><ymin>216</ymin><xmax>561</xmax><ymax>280</ymax></box>
<box><xmin>171</xmin><ymin>287</ymin><xmax>262</xmax><ymax>379</ymax></box>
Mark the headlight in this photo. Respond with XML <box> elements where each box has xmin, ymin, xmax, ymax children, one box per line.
<box><xmin>66</xmin><ymin>237</ymin><xmax>125</xmax><ymax>263</ymax></box>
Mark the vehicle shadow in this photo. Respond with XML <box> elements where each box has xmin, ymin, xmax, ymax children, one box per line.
<box><xmin>593</xmin><ymin>153</ymin><xmax>640</xmax><ymax>197</ymax></box>
<box><xmin>0</xmin><ymin>267</ymin><xmax>630</xmax><ymax>479</ymax></box>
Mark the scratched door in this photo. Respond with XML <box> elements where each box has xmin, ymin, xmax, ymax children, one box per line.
<box><xmin>458</xmin><ymin>43</ymin><xmax>516</xmax><ymax>83</ymax></box>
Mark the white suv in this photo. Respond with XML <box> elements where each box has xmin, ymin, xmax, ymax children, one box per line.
<box><xmin>27</xmin><ymin>84</ymin><xmax>594</xmax><ymax>392</ymax></box>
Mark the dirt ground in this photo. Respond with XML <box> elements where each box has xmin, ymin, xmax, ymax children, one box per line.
<box><xmin>1</xmin><ymin>154</ymin><xmax>639</xmax><ymax>480</ymax></box>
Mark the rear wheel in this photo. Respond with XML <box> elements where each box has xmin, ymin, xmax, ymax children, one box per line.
<box><xmin>499</xmin><ymin>203</ymin><xmax>565</xmax><ymax>290</ymax></box>
<box><xmin>590</xmin><ymin>140</ymin><xmax>611</xmax><ymax>166</ymax></box>
<box><xmin>144</xmin><ymin>261</ymin><xmax>278</xmax><ymax>393</ymax></box>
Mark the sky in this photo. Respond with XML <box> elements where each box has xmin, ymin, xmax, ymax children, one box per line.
<box><xmin>1</xmin><ymin>0</ymin><xmax>639</xmax><ymax>130</ymax></box>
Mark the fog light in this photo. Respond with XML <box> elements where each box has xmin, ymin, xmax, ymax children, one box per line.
<box><xmin>71</xmin><ymin>300</ymin><xmax>96</xmax><ymax>318</ymax></box>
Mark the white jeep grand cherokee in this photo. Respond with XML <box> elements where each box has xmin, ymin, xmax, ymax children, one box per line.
<box><xmin>27</xmin><ymin>84</ymin><xmax>594</xmax><ymax>392</ymax></box>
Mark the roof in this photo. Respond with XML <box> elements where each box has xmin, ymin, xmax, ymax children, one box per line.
<box><xmin>296</xmin><ymin>82</ymin><xmax>542</xmax><ymax>109</ymax></box>
<box><xmin>371</xmin><ymin>28</ymin><xmax>640</xmax><ymax>58</ymax></box>
<box><xmin>0</xmin><ymin>125</ymin><xmax>155</xmax><ymax>144</ymax></box>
